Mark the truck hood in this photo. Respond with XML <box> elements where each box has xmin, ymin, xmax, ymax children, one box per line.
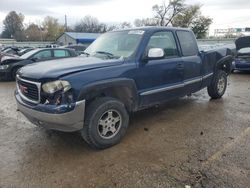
<box><xmin>18</xmin><ymin>56</ymin><xmax>124</xmax><ymax>80</ymax></box>
<box><xmin>235</xmin><ymin>36</ymin><xmax>250</xmax><ymax>51</ymax></box>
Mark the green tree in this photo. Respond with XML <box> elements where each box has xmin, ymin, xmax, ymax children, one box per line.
<box><xmin>1</xmin><ymin>11</ymin><xmax>24</xmax><ymax>41</ymax></box>
<box><xmin>191</xmin><ymin>16</ymin><xmax>212</xmax><ymax>39</ymax></box>
<box><xmin>172</xmin><ymin>4</ymin><xmax>212</xmax><ymax>38</ymax></box>
<box><xmin>43</xmin><ymin>16</ymin><xmax>64</xmax><ymax>41</ymax></box>
<box><xmin>172</xmin><ymin>4</ymin><xmax>201</xmax><ymax>27</ymax></box>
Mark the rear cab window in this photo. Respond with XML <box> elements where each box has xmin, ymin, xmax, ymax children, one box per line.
<box><xmin>176</xmin><ymin>31</ymin><xmax>198</xmax><ymax>56</ymax></box>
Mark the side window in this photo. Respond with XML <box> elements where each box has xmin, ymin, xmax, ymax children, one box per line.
<box><xmin>54</xmin><ymin>50</ymin><xmax>70</xmax><ymax>58</ymax></box>
<box><xmin>32</xmin><ymin>50</ymin><xmax>52</xmax><ymax>60</ymax></box>
<box><xmin>176</xmin><ymin>31</ymin><xmax>198</xmax><ymax>56</ymax></box>
<box><xmin>146</xmin><ymin>31</ymin><xmax>178</xmax><ymax>58</ymax></box>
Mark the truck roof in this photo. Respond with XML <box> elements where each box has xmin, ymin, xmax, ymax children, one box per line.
<box><xmin>113</xmin><ymin>26</ymin><xmax>191</xmax><ymax>33</ymax></box>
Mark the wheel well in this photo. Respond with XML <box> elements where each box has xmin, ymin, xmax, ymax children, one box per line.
<box><xmin>85</xmin><ymin>86</ymin><xmax>137</xmax><ymax>112</ymax></box>
<box><xmin>11</xmin><ymin>66</ymin><xmax>21</xmax><ymax>79</ymax></box>
<box><xmin>217</xmin><ymin>56</ymin><xmax>233</xmax><ymax>75</ymax></box>
<box><xmin>217</xmin><ymin>62</ymin><xmax>230</xmax><ymax>75</ymax></box>
<box><xmin>11</xmin><ymin>66</ymin><xmax>22</xmax><ymax>74</ymax></box>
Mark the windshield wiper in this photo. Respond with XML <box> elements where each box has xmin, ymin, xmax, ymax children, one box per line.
<box><xmin>81</xmin><ymin>51</ymin><xmax>90</xmax><ymax>56</ymax></box>
<box><xmin>95</xmin><ymin>51</ymin><xmax>115</xmax><ymax>58</ymax></box>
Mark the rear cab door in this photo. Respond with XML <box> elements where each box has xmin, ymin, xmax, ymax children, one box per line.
<box><xmin>176</xmin><ymin>30</ymin><xmax>203</xmax><ymax>94</ymax></box>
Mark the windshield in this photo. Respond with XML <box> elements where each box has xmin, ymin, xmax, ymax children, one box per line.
<box><xmin>238</xmin><ymin>47</ymin><xmax>250</xmax><ymax>54</ymax></box>
<box><xmin>85</xmin><ymin>30</ymin><xmax>144</xmax><ymax>59</ymax></box>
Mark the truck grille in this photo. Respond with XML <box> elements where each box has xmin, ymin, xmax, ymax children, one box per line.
<box><xmin>17</xmin><ymin>76</ymin><xmax>41</xmax><ymax>104</ymax></box>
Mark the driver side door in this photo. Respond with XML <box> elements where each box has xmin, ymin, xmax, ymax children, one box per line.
<box><xmin>136</xmin><ymin>31</ymin><xmax>184</xmax><ymax>107</ymax></box>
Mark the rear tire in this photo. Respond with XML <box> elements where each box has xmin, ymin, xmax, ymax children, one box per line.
<box><xmin>81</xmin><ymin>97</ymin><xmax>129</xmax><ymax>149</ymax></box>
<box><xmin>207</xmin><ymin>70</ymin><xmax>227</xmax><ymax>99</ymax></box>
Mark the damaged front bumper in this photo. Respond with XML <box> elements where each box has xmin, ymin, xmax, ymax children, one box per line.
<box><xmin>15</xmin><ymin>91</ymin><xmax>85</xmax><ymax>132</ymax></box>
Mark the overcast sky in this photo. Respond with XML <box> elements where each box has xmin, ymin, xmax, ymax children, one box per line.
<box><xmin>0</xmin><ymin>0</ymin><xmax>250</xmax><ymax>35</ymax></box>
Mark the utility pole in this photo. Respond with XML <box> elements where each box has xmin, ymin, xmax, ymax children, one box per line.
<box><xmin>65</xmin><ymin>15</ymin><xmax>68</xmax><ymax>32</ymax></box>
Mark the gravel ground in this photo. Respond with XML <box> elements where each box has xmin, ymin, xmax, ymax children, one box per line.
<box><xmin>0</xmin><ymin>72</ymin><xmax>249</xmax><ymax>188</ymax></box>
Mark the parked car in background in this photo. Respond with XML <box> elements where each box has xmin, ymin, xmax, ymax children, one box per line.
<box><xmin>0</xmin><ymin>48</ymin><xmax>77</xmax><ymax>80</ymax></box>
<box><xmin>232</xmin><ymin>36</ymin><xmax>250</xmax><ymax>72</ymax></box>
<box><xmin>1</xmin><ymin>46</ymin><xmax>20</xmax><ymax>55</ymax></box>
<box><xmin>0</xmin><ymin>47</ymin><xmax>34</xmax><ymax>62</ymax></box>
<box><xmin>0</xmin><ymin>43</ymin><xmax>3</xmax><ymax>51</ymax></box>
<box><xmin>15</xmin><ymin>27</ymin><xmax>233</xmax><ymax>149</ymax></box>
<box><xmin>46</xmin><ymin>44</ymin><xmax>60</xmax><ymax>48</ymax></box>
<box><xmin>18</xmin><ymin>48</ymin><xmax>34</xmax><ymax>56</ymax></box>
<box><xmin>0</xmin><ymin>46</ymin><xmax>21</xmax><ymax>61</ymax></box>
<box><xmin>0</xmin><ymin>47</ymin><xmax>19</xmax><ymax>62</ymax></box>
<box><xmin>65</xmin><ymin>45</ymin><xmax>87</xmax><ymax>55</ymax></box>
<box><xmin>0</xmin><ymin>52</ymin><xmax>17</xmax><ymax>62</ymax></box>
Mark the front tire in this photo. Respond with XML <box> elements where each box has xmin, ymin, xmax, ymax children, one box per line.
<box><xmin>207</xmin><ymin>70</ymin><xmax>227</xmax><ymax>99</ymax></box>
<box><xmin>81</xmin><ymin>97</ymin><xmax>129</xmax><ymax>149</ymax></box>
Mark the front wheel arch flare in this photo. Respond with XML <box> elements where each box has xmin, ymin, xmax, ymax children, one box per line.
<box><xmin>216</xmin><ymin>55</ymin><xmax>233</xmax><ymax>75</ymax></box>
<box><xmin>78</xmin><ymin>78</ymin><xmax>138</xmax><ymax>112</ymax></box>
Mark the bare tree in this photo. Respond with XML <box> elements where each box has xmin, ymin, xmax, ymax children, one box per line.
<box><xmin>105</xmin><ymin>25</ymin><xmax>117</xmax><ymax>32</ymax></box>
<box><xmin>43</xmin><ymin>16</ymin><xmax>64</xmax><ymax>41</ymax></box>
<box><xmin>152</xmin><ymin>0</ymin><xmax>185</xmax><ymax>26</ymax></box>
<box><xmin>134</xmin><ymin>18</ymin><xmax>158</xmax><ymax>27</ymax></box>
<box><xmin>24</xmin><ymin>23</ymin><xmax>44</xmax><ymax>41</ymax></box>
<box><xmin>119</xmin><ymin>22</ymin><xmax>132</xmax><ymax>29</ymax></box>
<box><xmin>74</xmin><ymin>16</ymin><xmax>107</xmax><ymax>33</ymax></box>
<box><xmin>134</xmin><ymin>0</ymin><xmax>212</xmax><ymax>38</ymax></box>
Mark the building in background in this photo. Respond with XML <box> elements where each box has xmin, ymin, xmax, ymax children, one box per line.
<box><xmin>56</xmin><ymin>32</ymin><xmax>100</xmax><ymax>46</ymax></box>
<box><xmin>214</xmin><ymin>27</ymin><xmax>250</xmax><ymax>38</ymax></box>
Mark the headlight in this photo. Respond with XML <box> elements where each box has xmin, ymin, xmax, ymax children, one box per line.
<box><xmin>42</xmin><ymin>80</ymin><xmax>71</xmax><ymax>94</ymax></box>
<box><xmin>0</xmin><ymin>65</ymin><xmax>9</xmax><ymax>70</ymax></box>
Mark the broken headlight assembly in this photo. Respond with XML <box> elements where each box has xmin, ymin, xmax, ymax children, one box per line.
<box><xmin>42</xmin><ymin>80</ymin><xmax>71</xmax><ymax>94</ymax></box>
<box><xmin>0</xmin><ymin>65</ymin><xmax>9</xmax><ymax>70</ymax></box>
<box><xmin>42</xmin><ymin>80</ymin><xmax>74</xmax><ymax>105</ymax></box>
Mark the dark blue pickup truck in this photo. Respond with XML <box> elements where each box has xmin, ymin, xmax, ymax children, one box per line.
<box><xmin>15</xmin><ymin>27</ymin><xmax>233</xmax><ymax>149</ymax></box>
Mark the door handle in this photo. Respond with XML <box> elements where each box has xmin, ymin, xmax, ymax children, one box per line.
<box><xmin>176</xmin><ymin>63</ymin><xmax>184</xmax><ymax>69</ymax></box>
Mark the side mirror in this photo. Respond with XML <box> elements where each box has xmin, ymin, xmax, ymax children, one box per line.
<box><xmin>147</xmin><ymin>48</ymin><xmax>164</xmax><ymax>59</ymax></box>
